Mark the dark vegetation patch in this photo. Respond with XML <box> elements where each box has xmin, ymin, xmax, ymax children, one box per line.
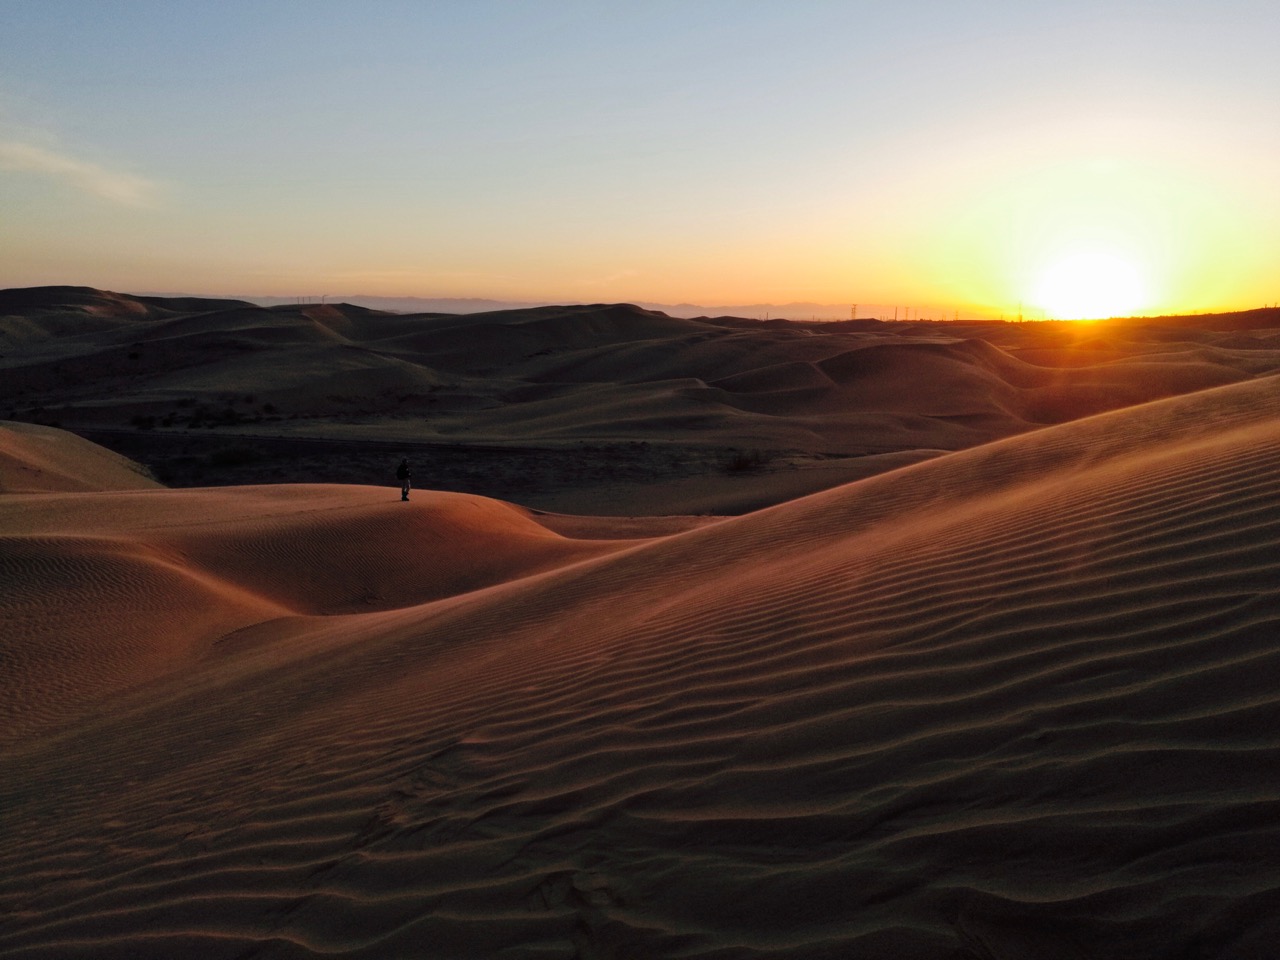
<box><xmin>74</xmin><ymin>429</ymin><xmax>776</xmax><ymax>504</ymax></box>
<box><xmin>721</xmin><ymin>449</ymin><xmax>776</xmax><ymax>473</ymax></box>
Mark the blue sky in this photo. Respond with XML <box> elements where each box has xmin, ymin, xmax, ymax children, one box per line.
<box><xmin>3</xmin><ymin>1</ymin><xmax>1278</xmax><ymax>315</ymax></box>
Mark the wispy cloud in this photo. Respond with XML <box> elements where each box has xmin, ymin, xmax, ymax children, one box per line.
<box><xmin>578</xmin><ymin>269</ymin><xmax>640</xmax><ymax>288</ymax></box>
<box><xmin>0</xmin><ymin>140</ymin><xmax>162</xmax><ymax>205</ymax></box>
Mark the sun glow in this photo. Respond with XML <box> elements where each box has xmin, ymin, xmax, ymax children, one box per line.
<box><xmin>1032</xmin><ymin>251</ymin><xmax>1150</xmax><ymax>320</ymax></box>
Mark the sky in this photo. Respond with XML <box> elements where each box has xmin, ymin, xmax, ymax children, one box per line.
<box><xmin>2</xmin><ymin>0</ymin><xmax>1279</xmax><ymax>318</ymax></box>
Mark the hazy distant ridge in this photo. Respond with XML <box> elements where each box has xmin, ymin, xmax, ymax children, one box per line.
<box><xmin>154</xmin><ymin>291</ymin><xmax>1280</xmax><ymax>325</ymax></box>
<box><xmin>237</xmin><ymin>294</ymin><xmax>864</xmax><ymax>320</ymax></box>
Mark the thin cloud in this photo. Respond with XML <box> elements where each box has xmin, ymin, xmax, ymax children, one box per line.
<box><xmin>578</xmin><ymin>269</ymin><xmax>640</xmax><ymax>288</ymax></box>
<box><xmin>0</xmin><ymin>140</ymin><xmax>162</xmax><ymax>205</ymax></box>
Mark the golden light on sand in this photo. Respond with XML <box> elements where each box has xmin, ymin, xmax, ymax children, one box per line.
<box><xmin>6</xmin><ymin>289</ymin><xmax>1280</xmax><ymax>957</ymax></box>
<box><xmin>1031</xmin><ymin>250</ymin><xmax>1151</xmax><ymax>320</ymax></box>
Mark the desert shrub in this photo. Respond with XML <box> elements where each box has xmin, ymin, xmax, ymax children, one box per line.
<box><xmin>722</xmin><ymin>449</ymin><xmax>774</xmax><ymax>473</ymax></box>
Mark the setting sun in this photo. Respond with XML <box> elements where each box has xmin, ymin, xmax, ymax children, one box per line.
<box><xmin>1032</xmin><ymin>250</ymin><xmax>1151</xmax><ymax>320</ymax></box>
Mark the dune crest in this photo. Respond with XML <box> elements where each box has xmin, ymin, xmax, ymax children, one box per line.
<box><xmin>2</xmin><ymin>376</ymin><xmax>1279</xmax><ymax>957</ymax></box>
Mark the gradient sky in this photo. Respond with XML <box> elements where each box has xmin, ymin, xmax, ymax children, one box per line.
<box><xmin>2</xmin><ymin>0</ymin><xmax>1278</xmax><ymax>317</ymax></box>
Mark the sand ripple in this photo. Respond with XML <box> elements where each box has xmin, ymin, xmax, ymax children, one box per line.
<box><xmin>3</xmin><ymin>378</ymin><xmax>1280</xmax><ymax>958</ymax></box>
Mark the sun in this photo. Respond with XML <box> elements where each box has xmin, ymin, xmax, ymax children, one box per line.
<box><xmin>1032</xmin><ymin>250</ymin><xmax>1150</xmax><ymax>320</ymax></box>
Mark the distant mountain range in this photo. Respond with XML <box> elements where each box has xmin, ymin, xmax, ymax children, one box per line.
<box><xmin>23</xmin><ymin>287</ymin><xmax>1280</xmax><ymax>326</ymax></box>
<box><xmin>195</xmin><ymin>294</ymin><xmax>869</xmax><ymax>321</ymax></box>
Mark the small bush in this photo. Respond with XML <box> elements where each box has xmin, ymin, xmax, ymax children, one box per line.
<box><xmin>722</xmin><ymin>449</ymin><xmax>775</xmax><ymax>473</ymax></box>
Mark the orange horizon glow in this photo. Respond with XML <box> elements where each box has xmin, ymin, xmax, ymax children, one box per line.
<box><xmin>5</xmin><ymin>6</ymin><xmax>1280</xmax><ymax>323</ymax></box>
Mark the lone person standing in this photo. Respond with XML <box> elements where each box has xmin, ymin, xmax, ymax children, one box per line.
<box><xmin>396</xmin><ymin>458</ymin><xmax>412</xmax><ymax>501</ymax></box>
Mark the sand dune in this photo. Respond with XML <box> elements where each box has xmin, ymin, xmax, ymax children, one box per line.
<box><xmin>6</xmin><ymin>289</ymin><xmax>1280</xmax><ymax>515</ymax></box>
<box><xmin>2</xmin><ymin>374</ymin><xmax>1279</xmax><ymax>957</ymax></box>
<box><xmin>0</xmin><ymin>478</ymin><xmax>633</xmax><ymax>746</ymax></box>
<box><xmin>0</xmin><ymin>421</ymin><xmax>162</xmax><ymax>493</ymax></box>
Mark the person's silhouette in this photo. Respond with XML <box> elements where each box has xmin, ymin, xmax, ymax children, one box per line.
<box><xmin>395</xmin><ymin>459</ymin><xmax>411</xmax><ymax>501</ymax></box>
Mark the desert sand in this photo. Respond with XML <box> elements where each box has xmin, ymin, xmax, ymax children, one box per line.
<box><xmin>5</xmin><ymin>287</ymin><xmax>1280</xmax><ymax>514</ymax></box>
<box><xmin>2</xmin><ymin>288</ymin><xmax>1280</xmax><ymax>958</ymax></box>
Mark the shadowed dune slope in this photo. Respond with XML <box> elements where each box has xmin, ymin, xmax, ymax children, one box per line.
<box><xmin>6</xmin><ymin>288</ymin><xmax>1279</xmax><ymax>460</ymax></box>
<box><xmin>0</xmin><ymin>287</ymin><xmax>254</xmax><ymax>344</ymax></box>
<box><xmin>2</xmin><ymin>377</ymin><xmax>1280</xmax><ymax>958</ymax></box>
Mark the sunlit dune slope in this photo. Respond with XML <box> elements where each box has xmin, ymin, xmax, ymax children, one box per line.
<box><xmin>0</xmin><ymin>482</ymin><xmax>629</xmax><ymax>745</ymax></box>
<box><xmin>0</xmin><ymin>420</ymin><xmax>162</xmax><ymax>493</ymax></box>
<box><xmin>0</xmin><ymin>532</ymin><xmax>288</xmax><ymax>747</ymax></box>
<box><xmin>2</xmin><ymin>375</ymin><xmax>1279</xmax><ymax>958</ymax></box>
